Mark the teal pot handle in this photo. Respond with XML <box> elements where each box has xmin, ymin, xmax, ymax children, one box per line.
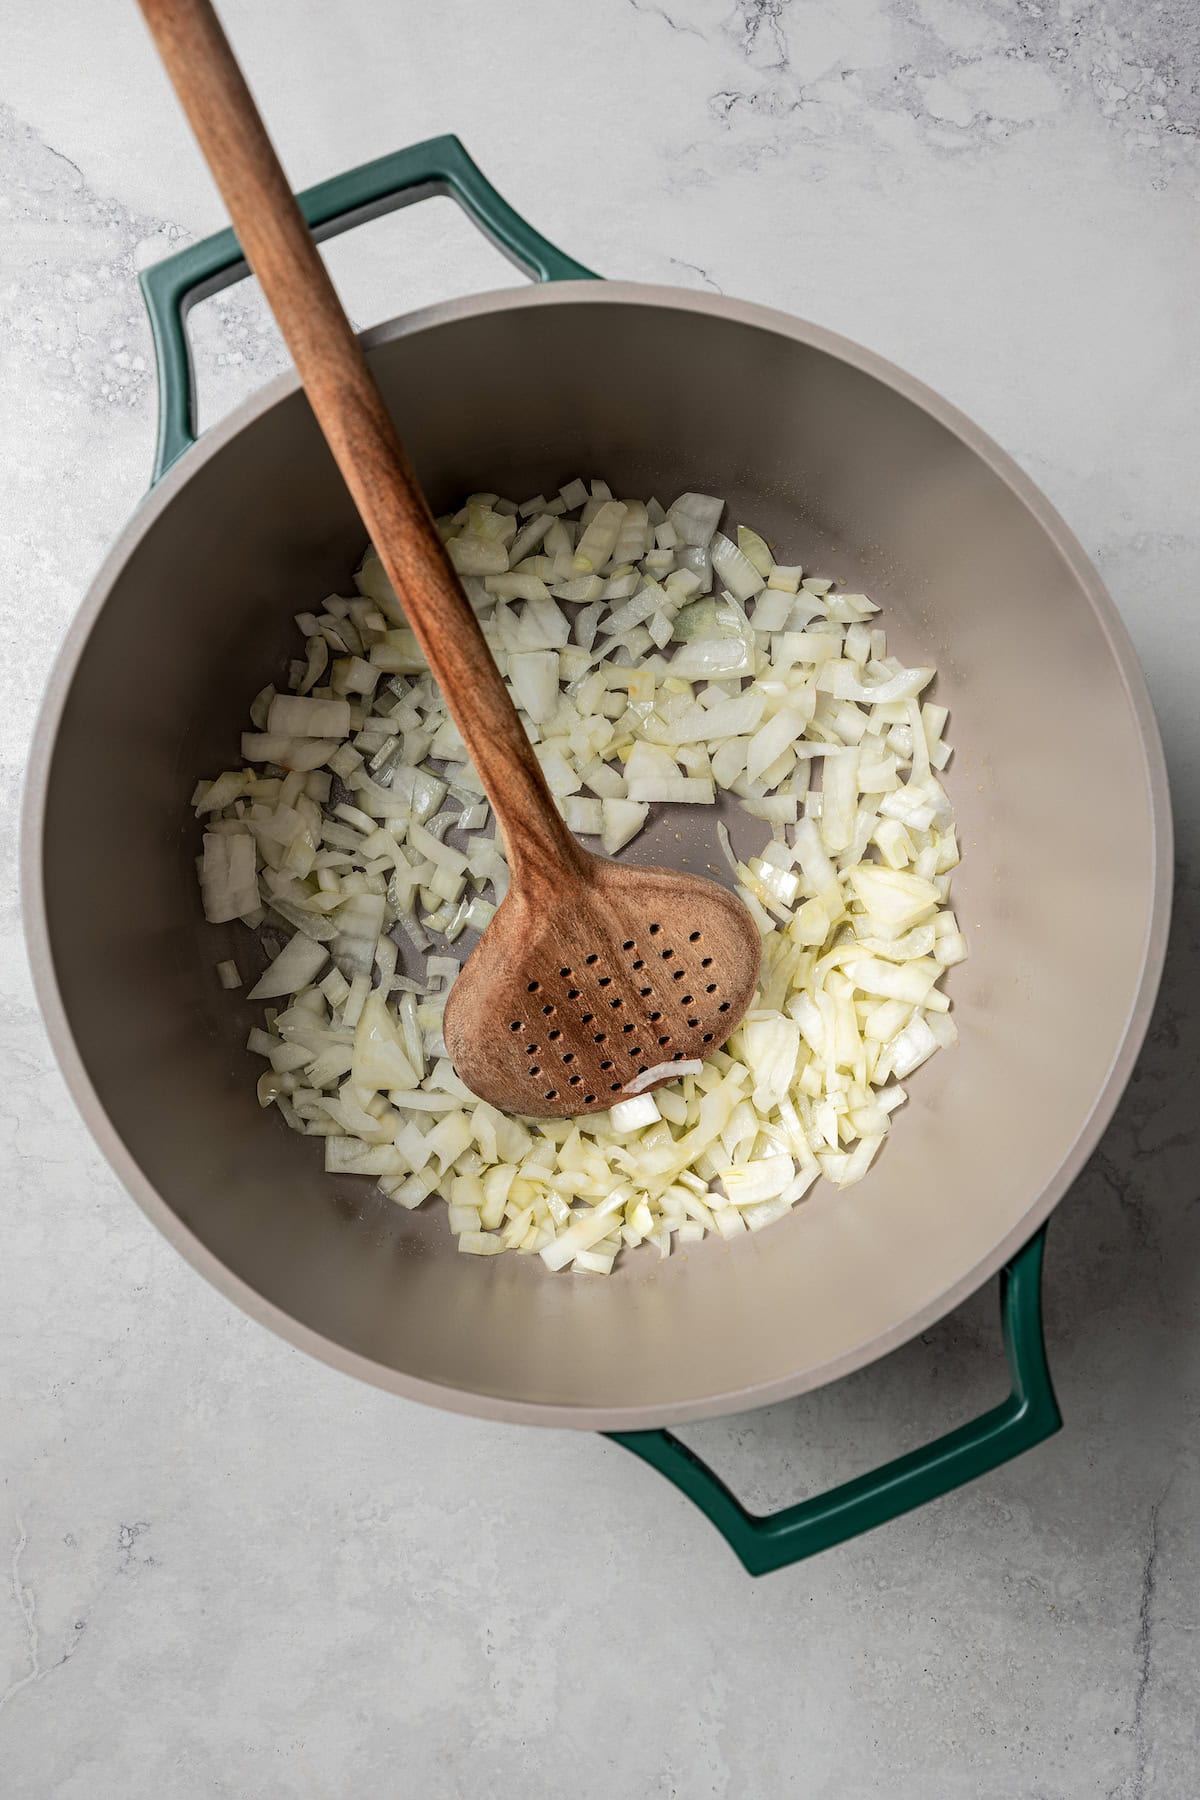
<box><xmin>609</xmin><ymin>1225</ymin><xmax>1060</xmax><ymax>1576</ymax></box>
<box><xmin>141</xmin><ymin>145</ymin><xmax>1062</xmax><ymax>1571</ymax></box>
<box><xmin>139</xmin><ymin>133</ymin><xmax>597</xmax><ymax>485</ymax></box>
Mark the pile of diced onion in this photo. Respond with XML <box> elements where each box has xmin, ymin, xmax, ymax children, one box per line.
<box><xmin>194</xmin><ymin>478</ymin><xmax>965</xmax><ymax>1274</ymax></box>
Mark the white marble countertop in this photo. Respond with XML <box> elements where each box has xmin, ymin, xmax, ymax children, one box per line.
<box><xmin>2</xmin><ymin>2</ymin><xmax>1198</xmax><ymax>1794</ymax></box>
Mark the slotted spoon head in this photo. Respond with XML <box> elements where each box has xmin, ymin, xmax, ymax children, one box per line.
<box><xmin>443</xmin><ymin>851</ymin><xmax>762</xmax><ymax>1118</ymax></box>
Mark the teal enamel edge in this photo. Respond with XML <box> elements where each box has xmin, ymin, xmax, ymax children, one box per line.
<box><xmin>607</xmin><ymin>1226</ymin><xmax>1060</xmax><ymax>1576</ymax></box>
<box><xmin>139</xmin><ymin>133</ymin><xmax>597</xmax><ymax>485</ymax></box>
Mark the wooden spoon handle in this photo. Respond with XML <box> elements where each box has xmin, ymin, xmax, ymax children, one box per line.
<box><xmin>137</xmin><ymin>0</ymin><xmax>581</xmax><ymax>886</ymax></box>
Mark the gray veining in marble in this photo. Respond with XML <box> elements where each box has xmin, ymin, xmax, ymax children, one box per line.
<box><xmin>1</xmin><ymin>2</ymin><xmax>1198</xmax><ymax>1795</ymax></box>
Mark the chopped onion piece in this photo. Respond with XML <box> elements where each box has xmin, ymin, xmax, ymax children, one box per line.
<box><xmin>241</xmin><ymin>734</ymin><xmax>341</xmax><ymax>772</ymax></box>
<box><xmin>458</xmin><ymin>1230</ymin><xmax>507</xmax><ymax>1255</ymax></box>
<box><xmin>448</xmin><ymin>536</ymin><xmax>508</xmax><ymax>576</ymax></box>
<box><xmin>267</xmin><ymin>695</ymin><xmax>351</xmax><ymax>738</ymax></box>
<box><xmin>609</xmin><ymin>1093</ymin><xmax>662</xmax><ymax>1132</ymax></box>
<box><xmin>600</xmin><ymin>798</ymin><xmax>649</xmax><ymax>855</ymax></box>
<box><xmin>737</xmin><ymin>525</ymin><xmax>773</xmax><ymax>577</ymax></box>
<box><xmin>573</xmin><ymin>500</ymin><xmax>627</xmax><ymax>572</ymax></box>
<box><xmin>200</xmin><ymin>831</ymin><xmax>257</xmax><ymax>924</ymax></box>
<box><xmin>889</xmin><ymin>1016</ymin><xmax>939</xmax><ymax>1078</ymax></box>
<box><xmin>667</xmin><ymin>492</ymin><xmax>723</xmax><ymax>548</ymax></box>
<box><xmin>711</xmin><ymin>531</ymin><xmax>766</xmax><ymax>602</ymax></box>
<box><xmin>624</xmin><ymin>1060</ymin><xmax>701</xmax><ymax>1094</ymax></box>
<box><xmin>718</xmin><ymin>1154</ymin><xmax>794</xmax><ymax>1205</ymax></box>
<box><xmin>508</xmin><ymin>650</ymin><xmax>560</xmax><ymax>724</ymax></box>
<box><xmin>564</xmin><ymin>794</ymin><xmax>603</xmax><ymax>836</ymax></box>
<box><xmin>539</xmin><ymin>1194</ymin><xmax>626</xmax><ymax>1272</ymax></box>
<box><xmin>247</xmin><ymin>931</ymin><xmax>328</xmax><ymax>1000</ymax></box>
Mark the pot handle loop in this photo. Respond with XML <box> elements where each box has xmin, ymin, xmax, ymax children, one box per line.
<box><xmin>140</xmin><ymin>134</ymin><xmax>597</xmax><ymax>485</ymax></box>
<box><xmin>608</xmin><ymin>1226</ymin><xmax>1060</xmax><ymax>1576</ymax></box>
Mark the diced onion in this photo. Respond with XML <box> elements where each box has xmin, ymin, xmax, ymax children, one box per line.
<box><xmin>266</xmin><ymin>695</ymin><xmax>351</xmax><ymax>738</ymax></box>
<box><xmin>609</xmin><ymin>1093</ymin><xmax>663</xmax><ymax>1132</ymax></box>
<box><xmin>193</xmin><ymin>479</ymin><xmax>961</xmax><ymax>1275</ymax></box>
<box><xmin>710</xmin><ymin>531</ymin><xmax>766</xmax><ymax>603</ymax></box>
<box><xmin>247</xmin><ymin>931</ymin><xmax>328</xmax><ymax>999</ymax></box>
<box><xmin>624</xmin><ymin>1059</ymin><xmax>701</xmax><ymax>1094</ymax></box>
<box><xmin>667</xmin><ymin>492</ymin><xmax>723</xmax><ymax>548</ymax></box>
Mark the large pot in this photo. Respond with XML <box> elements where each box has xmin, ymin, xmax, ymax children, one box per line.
<box><xmin>23</xmin><ymin>139</ymin><xmax>1171</xmax><ymax>1571</ymax></box>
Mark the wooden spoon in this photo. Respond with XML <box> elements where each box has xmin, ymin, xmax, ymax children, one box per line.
<box><xmin>139</xmin><ymin>0</ymin><xmax>761</xmax><ymax>1117</ymax></box>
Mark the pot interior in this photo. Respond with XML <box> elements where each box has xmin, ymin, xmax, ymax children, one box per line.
<box><xmin>35</xmin><ymin>291</ymin><xmax>1164</xmax><ymax>1425</ymax></box>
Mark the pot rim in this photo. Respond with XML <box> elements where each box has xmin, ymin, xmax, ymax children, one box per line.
<box><xmin>21</xmin><ymin>279</ymin><xmax>1174</xmax><ymax>1429</ymax></box>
